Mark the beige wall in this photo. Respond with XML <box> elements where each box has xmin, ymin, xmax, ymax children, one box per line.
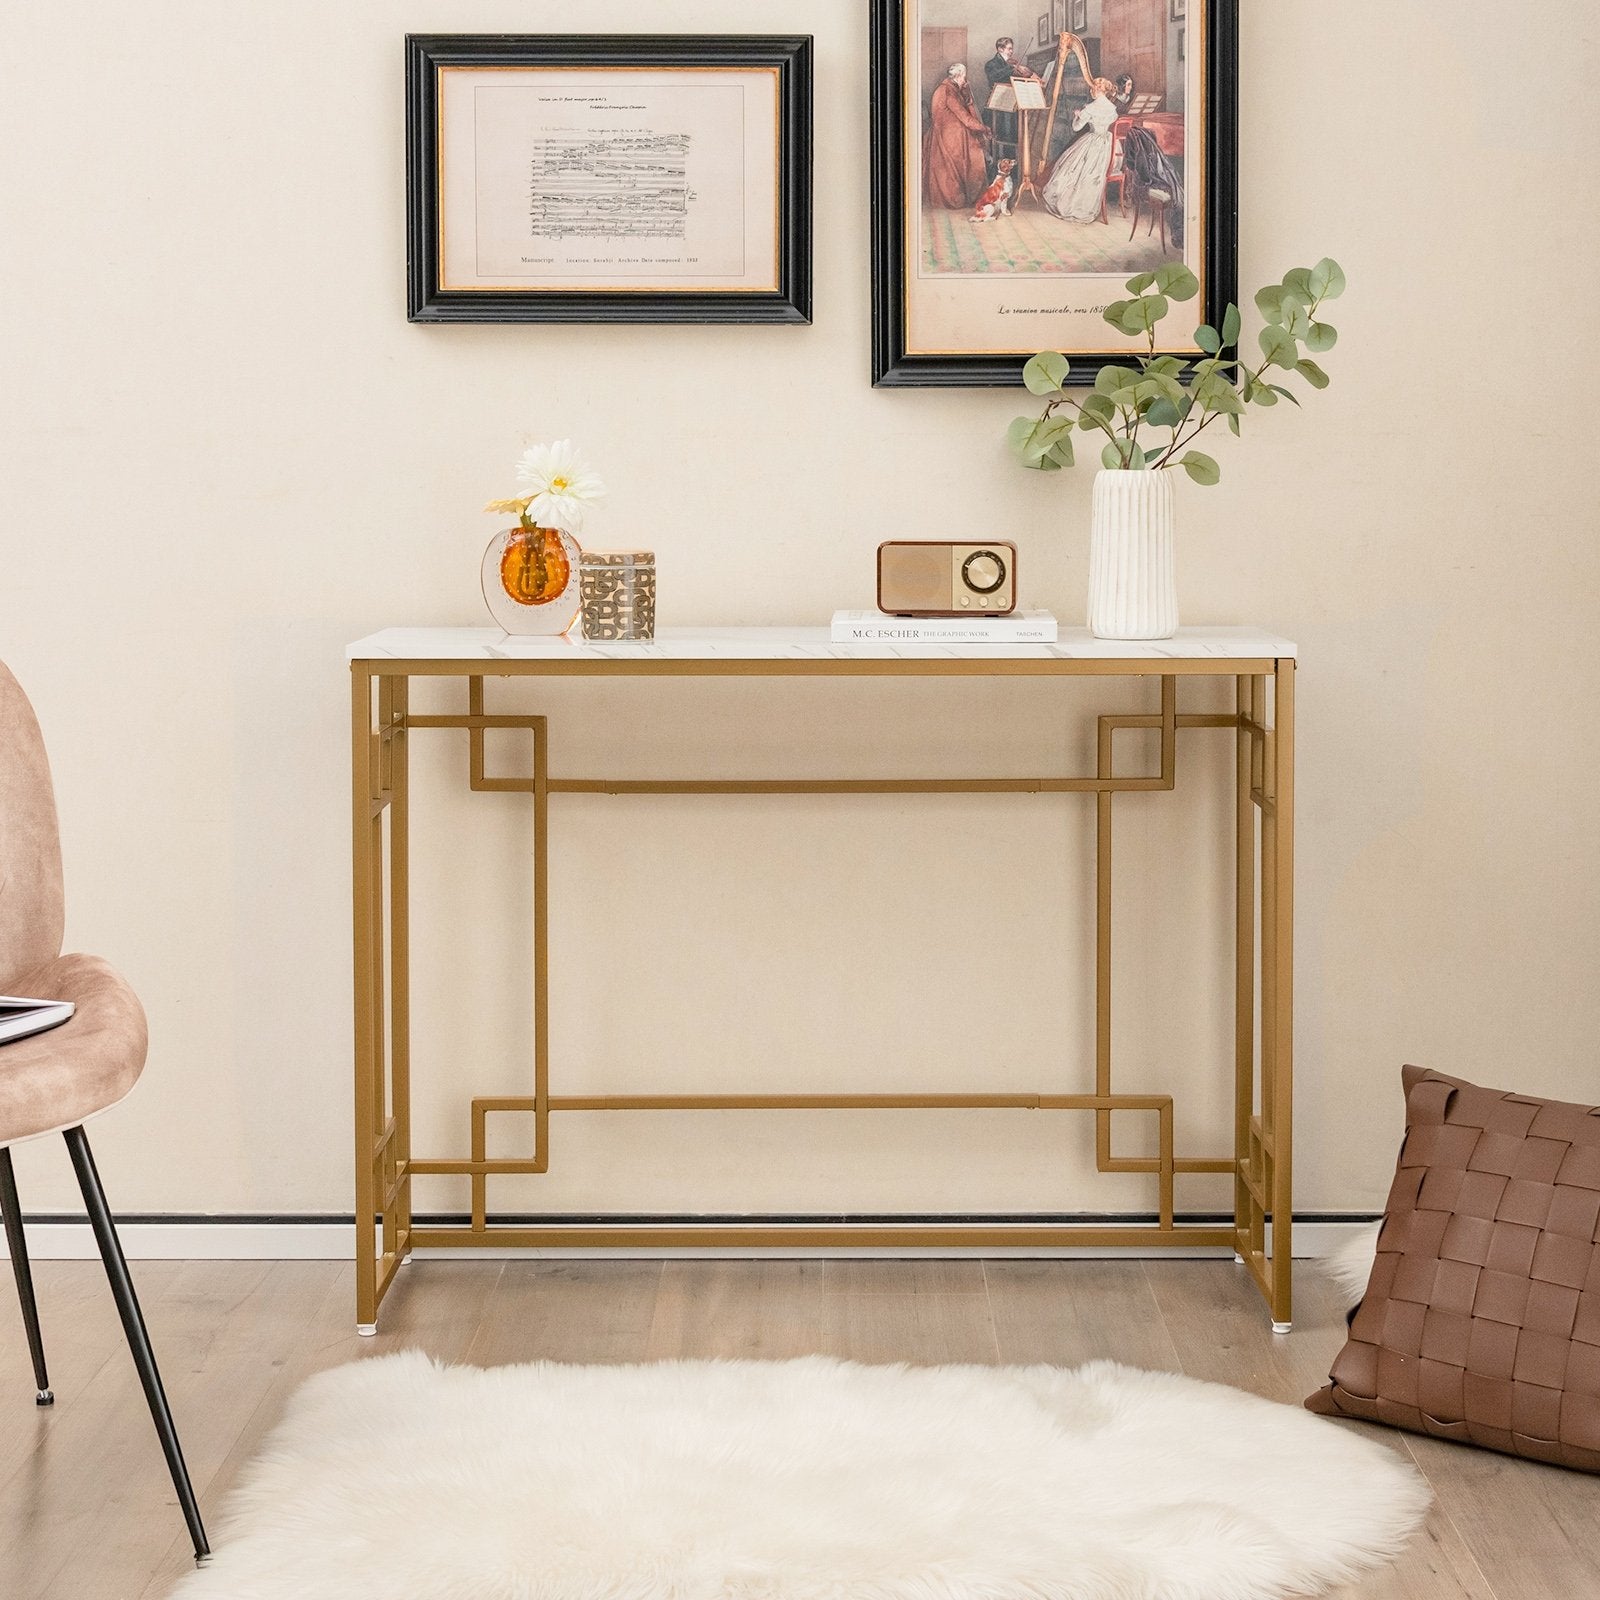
<box><xmin>2</xmin><ymin>1</ymin><xmax>1597</xmax><ymax>1223</ymax></box>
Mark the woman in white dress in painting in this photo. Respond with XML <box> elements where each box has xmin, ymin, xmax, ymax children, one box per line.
<box><xmin>1042</xmin><ymin>79</ymin><xmax>1121</xmax><ymax>223</ymax></box>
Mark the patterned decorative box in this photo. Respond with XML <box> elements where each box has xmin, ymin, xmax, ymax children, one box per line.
<box><xmin>579</xmin><ymin>550</ymin><xmax>656</xmax><ymax>641</ymax></box>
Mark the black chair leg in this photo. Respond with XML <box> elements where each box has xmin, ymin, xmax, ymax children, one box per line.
<box><xmin>63</xmin><ymin>1126</ymin><xmax>210</xmax><ymax>1565</ymax></box>
<box><xmin>0</xmin><ymin>1147</ymin><xmax>52</xmax><ymax>1404</ymax></box>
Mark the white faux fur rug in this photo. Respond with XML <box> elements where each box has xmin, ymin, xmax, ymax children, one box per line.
<box><xmin>170</xmin><ymin>1352</ymin><xmax>1427</xmax><ymax>1600</ymax></box>
<box><xmin>1325</xmin><ymin>1222</ymin><xmax>1383</xmax><ymax>1310</ymax></box>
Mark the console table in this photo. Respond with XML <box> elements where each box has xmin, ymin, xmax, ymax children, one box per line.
<box><xmin>348</xmin><ymin>626</ymin><xmax>1296</xmax><ymax>1332</ymax></box>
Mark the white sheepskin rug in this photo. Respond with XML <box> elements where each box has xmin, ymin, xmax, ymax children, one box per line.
<box><xmin>169</xmin><ymin>1351</ymin><xmax>1427</xmax><ymax>1600</ymax></box>
<box><xmin>1324</xmin><ymin>1222</ymin><xmax>1383</xmax><ymax>1311</ymax></box>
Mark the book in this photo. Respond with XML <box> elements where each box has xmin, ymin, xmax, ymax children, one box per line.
<box><xmin>0</xmin><ymin>996</ymin><xmax>75</xmax><ymax>1047</ymax></box>
<box><xmin>831</xmin><ymin>610</ymin><xmax>1058</xmax><ymax>644</ymax></box>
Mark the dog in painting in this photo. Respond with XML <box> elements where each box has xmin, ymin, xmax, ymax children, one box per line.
<box><xmin>971</xmin><ymin>160</ymin><xmax>1015</xmax><ymax>221</ymax></box>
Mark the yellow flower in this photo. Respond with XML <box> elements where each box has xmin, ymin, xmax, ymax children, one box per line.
<box><xmin>484</xmin><ymin>496</ymin><xmax>534</xmax><ymax>517</ymax></box>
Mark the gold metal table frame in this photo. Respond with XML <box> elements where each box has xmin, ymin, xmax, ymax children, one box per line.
<box><xmin>350</xmin><ymin>628</ymin><xmax>1295</xmax><ymax>1332</ymax></box>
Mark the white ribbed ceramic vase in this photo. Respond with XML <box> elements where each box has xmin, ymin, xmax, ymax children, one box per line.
<box><xmin>1086</xmin><ymin>469</ymin><xmax>1178</xmax><ymax>640</ymax></box>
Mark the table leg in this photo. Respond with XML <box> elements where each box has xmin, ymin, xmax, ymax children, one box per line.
<box><xmin>1269</xmin><ymin>658</ymin><xmax>1295</xmax><ymax>1329</ymax></box>
<box><xmin>533</xmin><ymin>711</ymin><xmax>550</xmax><ymax>1175</ymax></box>
<box><xmin>1234</xmin><ymin>675</ymin><xmax>1255</xmax><ymax>1268</ymax></box>
<box><xmin>391</xmin><ymin>675</ymin><xmax>413</xmax><ymax>1258</ymax></box>
<box><xmin>351</xmin><ymin>665</ymin><xmax>380</xmax><ymax>1331</ymax></box>
<box><xmin>1094</xmin><ymin>727</ymin><xmax>1112</xmax><ymax>1169</ymax></box>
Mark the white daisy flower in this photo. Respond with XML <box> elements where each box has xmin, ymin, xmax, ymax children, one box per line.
<box><xmin>513</xmin><ymin>439</ymin><xmax>606</xmax><ymax>533</ymax></box>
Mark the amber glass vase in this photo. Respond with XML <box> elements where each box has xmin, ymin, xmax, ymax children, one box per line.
<box><xmin>499</xmin><ymin>524</ymin><xmax>572</xmax><ymax>606</ymax></box>
<box><xmin>480</xmin><ymin>523</ymin><xmax>583</xmax><ymax>636</ymax></box>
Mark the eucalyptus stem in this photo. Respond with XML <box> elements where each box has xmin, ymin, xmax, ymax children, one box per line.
<box><xmin>1008</xmin><ymin>258</ymin><xmax>1345</xmax><ymax>487</ymax></box>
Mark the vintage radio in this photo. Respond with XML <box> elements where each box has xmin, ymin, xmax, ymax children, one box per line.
<box><xmin>876</xmin><ymin>541</ymin><xmax>1017</xmax><ymax>618</ymax></box>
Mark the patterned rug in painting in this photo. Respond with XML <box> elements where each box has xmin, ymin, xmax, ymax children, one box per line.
<box><xmin>921</xmin><ymin>197</ymin><xmax>1178</xmax><ymax>276</ymax></box>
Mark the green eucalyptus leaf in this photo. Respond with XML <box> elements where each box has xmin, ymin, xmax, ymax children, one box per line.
<box><xmin>1095</xmin><ymin>364</ymin><xmax>1143</xmax><ymax>396</ymax></box>
<box><xmin>1020</xmin><ymin>420</ymin><xmax>1073</xmax><ymax>468</ymax></box>
<box><xmin>1045</xmin><ymin>434</ymin><xmax>1075</xmax><ymax>468</ymax></box>
<box><xmin>1286</xmin><ymin>305</ymin><xmax>1313</xmax><ymax>340</ymax></box>
<box><xmin>1227</xmin><ymin>413</ymin><xmax>1241</xmax><ymax>436</ymax></box>
<box><xmin>1268</xmin><ymin>383</ymin><xmax>1301</xmax><ymax>407</ymax></box>
<box><xmin>1102</xmin><ymin>299</ymin><xmax>1133</xmax><ymax>330</ymax></box>
<box><xmin>1120</xmin><ymin>295</ymin><xmax>1168</xmax><ymax>335</ymax></box>
<box><xmin>1079</xmin><ymin>392</ymin><xmax>1116</xmax><ymax>428</ymax></box>
<box><xmin>1102</xmin><ymin>440</ymin><xmax>1127</xmax><ymax>469</ymax></box>
<box><xmin>1007</xmin><ymin>416</ymin><xmax>1041</xmax><ymax>457</ymax></box>
<box><xmin>1154</xmin><ymin>262</ymin><xmax>1200</xmax><ymax>300</ymax></box>
<box><xmin>1180</xmin><ymin>450</ymin><xmax>1220</xmax><ymax>485</ymax></box>
<box><xmin>1259</xmin><ymin>324</ymin><xmax>1299</xmax><ymax>369</ymax></box>
<box><xmin>1295</xmin><ymin>357</ymin><xmax>1330</xmax><ymax>390</ymax></box>
<box><xmin>1147</xmin><ymin>355</ymin><xmax>1185</xmax><ymax>376</ymax></box>
<box><xmin>1146</xmin><ymin>396</ymin><xmax>1181</xmax><ymax>429</ymax></box>
<box><xmin>1126</xmin><ymin>442</ymin><xmax>1147</xmax><ymax>470</ymax></box>
<box><xmin>1283</xmin><ymin>267</ymin><xmax>1315</xmax><ymax>304</ymax></box>
<box><xmin>1021</xmin><ymin>416</ymin><xmax>1076</xmax><ymax>461</ymax></box>
<box><xmin>1221</xmin><ymin>303</ymin><xmax>1241</xmax><ymax>346</ymax></box>
<box><xmin>1126</xmin><ymin>271</ymin><xmax>1157</xmax><ymax>293</ymax></box>
<box><xmin>1252</xmin><ymin>383</ymin><xmax>1279</xmax><ymax>407</ymax></box>
<box><xmin>1194</xmin><ymin>324</ymin><xmax>1222</xmax><ymax>355</ymax></box>
<box><xmin>1305</xmin><ymin>321</ymin><xmax>1338</xmax><ymax>353</ymax></box>
<box><xmin>1254</xmin><ymin>285</ymin><xmax>1290</xmax><ymax>325</ymax></box>
<box><xmin>1195</xmin><ymin>375</ymin><xmax>1243</xmax><ymax>416</ymax></box>
<box><xmin>1023</xmin><ymin>351</ymin><xmax>1072</xmax><ymax>395</ymax></box>
<box><xmin>1310</xmin><ymin>257</ymin><xmax>1347</xmax><ymax>299</ymax></box>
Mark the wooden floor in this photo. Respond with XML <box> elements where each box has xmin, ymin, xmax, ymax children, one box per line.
<box><xmin>0</xmin><ymin>1257</ymin><xmax>1593</xmax><ymax>1599</ymax></box>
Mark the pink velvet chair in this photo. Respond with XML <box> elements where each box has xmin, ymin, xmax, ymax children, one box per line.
<box><xmin>0</xmin><ymin>659</ymin><xmax>208</xmax><ymax>1564</ymax></box>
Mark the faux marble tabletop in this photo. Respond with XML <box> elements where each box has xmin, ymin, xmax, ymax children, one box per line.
<box><xmin>347</xmin><ymin>626</ymin><xmax>1297</xmax><ymax>663</ymax></box>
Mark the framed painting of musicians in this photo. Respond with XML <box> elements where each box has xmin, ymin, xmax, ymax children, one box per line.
<box><xmin>870</xmin><ymin>0</ymin><xmax>1236</xmax><ymax>386</ymax></box>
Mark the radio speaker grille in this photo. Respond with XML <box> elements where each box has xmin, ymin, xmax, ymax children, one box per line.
<box><xmin>879</xmin><ymin>545</ymin><xmax>947</xmax><ymax>611</ymax></box>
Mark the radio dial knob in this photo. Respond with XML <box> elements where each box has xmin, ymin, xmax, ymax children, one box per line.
<box><xmin>963</xmin><ymin>551</ymin><xmax>1005</xmax><ymax>594</ymax></box>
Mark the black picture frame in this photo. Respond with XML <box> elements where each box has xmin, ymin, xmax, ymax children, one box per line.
<box><xmin>870</xmin><ymin>0</ymin><xmax>1237</xmax><ymax>388</ymax></box>
<box><xmin>406</xmin><ymin>34</ymin><xmax>813</xmax><ymax>324</ymax></box>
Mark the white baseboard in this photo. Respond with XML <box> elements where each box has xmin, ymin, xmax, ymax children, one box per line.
<box><xmin>1</xmin><ymin>1218</ymin><xmax>1377</xmax><ymax>1262</ymax></box>
<box><xmin>6</xmin><ymin>1221</ymin><xmax>358</xmax><ymax>1261</ymax></box>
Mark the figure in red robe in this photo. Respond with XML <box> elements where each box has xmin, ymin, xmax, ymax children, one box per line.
<box><xmin>923</xmin><ymin>64</ymin><xmax>989</xmax><ymax>210</ymax></box>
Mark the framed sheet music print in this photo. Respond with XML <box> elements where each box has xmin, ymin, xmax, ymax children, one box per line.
<box><xmin>406</xmin><ymin>35</ymin><xmax>813</xmax><ymax>324</ymax></box>
<box><xmin>870</xmin><ymin>0</ymin><xmax>1236</xmax><ymax>385</ymax></box>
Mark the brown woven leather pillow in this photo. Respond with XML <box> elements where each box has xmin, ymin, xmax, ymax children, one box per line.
<box><xmin>1307</xmin><ymin>1065</ymin><xmax>1600</xmax><ymax>1471</ymax></box>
